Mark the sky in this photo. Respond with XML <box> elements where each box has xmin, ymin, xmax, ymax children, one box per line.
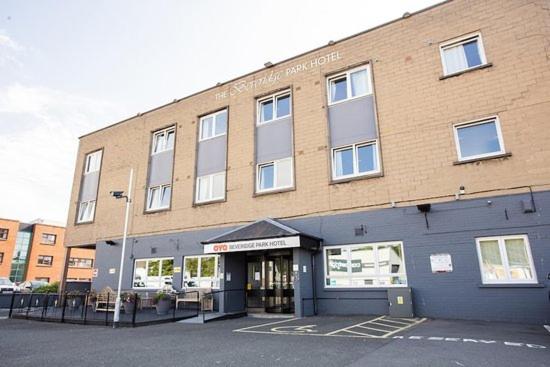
<box><xmin>0</xmin><ymin>0</ymin><xmax>441</xmax><ymax>224</ymax></box>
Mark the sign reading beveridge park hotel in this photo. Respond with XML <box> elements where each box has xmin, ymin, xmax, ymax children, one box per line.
<box><xmin>64</xmin><ymin>0</ymin><xmax>550</xmax><ymax>324</ymax></box>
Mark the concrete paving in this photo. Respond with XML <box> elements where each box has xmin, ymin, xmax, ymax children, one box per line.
<box><xmin>0</xmin><ymin>315</ymin><xmax>548</xmax><ymax>366</ymax></box>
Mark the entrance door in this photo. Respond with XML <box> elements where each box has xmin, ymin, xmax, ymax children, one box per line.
<box><xmin>246</xmin><ymin>252</ymin><xmax>294</xmax><ymax>313</ymax></box>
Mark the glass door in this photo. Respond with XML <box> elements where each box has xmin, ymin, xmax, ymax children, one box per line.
<box><xmin>246</xmin><ymin>256</ymin><xmax>264</xmax><ymax>309</ymax></box>
<box><xmin>265</xmin><ymin>254</ymin><xmax>294</xmax><ymax>313</ymax></box>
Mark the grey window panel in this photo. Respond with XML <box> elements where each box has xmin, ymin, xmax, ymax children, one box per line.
<box><xmin>329</xmin><ymin>95</ymin><xmax>378</xmax><ymax>147</ymax></box>
<box><xmin>79</xmin><ymin>171</ymin><xmax>99</xmax><ymax>202</ymax></box>
<box><xmin>148</xmin><ymin>150</ymin><xmax>174</xmax><ymax>186</ymax></box>
<box><xmin>256</xmin><ymin>117</ymin><xmax>293</xmax><ymax>164</ymax></box>
<box><xmin>196</xmin><ymin>135</ymin><xmax>227</xmax><ymax>177</ymax></box>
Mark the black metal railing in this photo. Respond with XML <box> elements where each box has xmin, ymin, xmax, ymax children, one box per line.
<box><xmin>201</xmin><ymin>288</ymin><xmax>247</xmax><ymax>323</ymax></box>
<box><xmin>2</xmin><ymin>290</ymin><xmax>201</xmax><ymax>327</ymax></box>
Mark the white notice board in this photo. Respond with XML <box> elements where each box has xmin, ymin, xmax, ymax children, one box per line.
<box><xmin>430</xmin><ymin>253</ymin><xmax>453</xmax><ymax>273</ymax></box>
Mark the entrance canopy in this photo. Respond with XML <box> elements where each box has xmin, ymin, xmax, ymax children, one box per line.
<box><xmin>202</xmin><ymin>218</ymin><xmax>320</xmax><ymax>254</ymax></box>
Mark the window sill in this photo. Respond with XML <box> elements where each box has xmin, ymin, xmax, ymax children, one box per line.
<box><xmin>478</xmin><ymin>283</ymin><xmax>545</xmax><ymax>288</ymax></box>
<box><xmin>75</xmin><ymin>220</ymin><xmax>94</xmax><ymax>226</ymax></box>
<box><xmin>439</xmin><ymin>62</ymin><xmax>493</xmax><ymax>80</ymax></box>
<box><xmin>36</xmin><ymin>264</ymin><xmax>53</xmax><ymax>268</ymax></box>
<box><xmin>330</xmin><ymin>172</ymin><xmax>383</xmax><ymax>185</ymax></box>
<box><xmin>144</xmin><ymin>207</ymin><xmax>171</xmax><ymax>215</ymax></box>
<box><xmin>40</xmin><ymin>243</ymin><xmax>56</xmax><ymax>246</ymax></box>
<box><xmin>254</xmin><ymin>187</ymin><xmax>295</xmax><ymax>197</ymax></box>
<box><xmin>324</xmin><ymin>286</ymin><xmax>406</xmax><ymax>292</ymax></box>
<box><xmin>193</xmin><ymin>198</ymin><xmax>226</xmax><ymax>207</ymax></box>
<box><xmin>453</xmin><ymin>152</ymin><xmax>512</xmax><ymax>165</ymax></box>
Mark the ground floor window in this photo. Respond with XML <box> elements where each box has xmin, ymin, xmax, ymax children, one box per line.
<box><xmin>183</xmin><ymin>255</ymin><xmax>220</xmax><ymax>288</ymax></box>
<box><xmin>324</xmin><ymin>242</ymin><xmax>407</xmax><ymax>288</ymax></box>
<box><xmin>133</xmin><ymin>257</ymin><xmax>174</xmax><ymax>289</ymax></box>
<box><xmin>476</xmin><ymin>234</ymin><xmax>537</xmax><ymax>284</ymax></box>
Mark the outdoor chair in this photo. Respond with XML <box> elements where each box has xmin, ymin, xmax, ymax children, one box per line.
<box><xmin>94</xmin><ymin>287</ymin><xmax>116</xmax><ymax>312</ymax></box>
<box><xmin>176</xmin><ymin>288</ymin><xmax>213</xmax><ymax>312</ymax></box>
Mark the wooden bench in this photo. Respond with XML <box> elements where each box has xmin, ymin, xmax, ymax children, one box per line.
<box><xmin>176</xmin><ymin>288</ymin><xmax>213</xmax><ymax>311</ymax></box>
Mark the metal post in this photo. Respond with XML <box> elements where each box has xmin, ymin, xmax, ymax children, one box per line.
<box><xmin>131</xmin><ymin>293</ymin><xmax>138</xmax><ymax>327</ymax></box>
<box><xmin>61</xmin><ymin>292</ymin><xmax>67</xmax><ymax>323</ymax></box>
<box><xmin>8</xmin><ymin>291</ymin><xmax>16</xmax><ymax>318</ymax></box>
<box><xmin>105</xmin><ymin>292</ymin><xmax>110</xmax><ymax>326</ymax></box>
<box><xmin>113</xmin><ymin>168</ymin><xmax>133</xmax><ymax>328</ymax></box>
<box><xmin>83</xmin><ymin>292</ymin><xmax>89</xmax><ymax>325</ymax></box>
<box><xmin>42</xmin><ymin>294</ymin><xmax>49</xmax><ymax>321</ymax></box>
<box><xmin>26</xmin><ymin>293</ymin><xmax>33</xmax><ymax>319</ymax></box>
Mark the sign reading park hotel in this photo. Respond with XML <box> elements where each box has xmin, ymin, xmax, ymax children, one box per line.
<box><xmin>204</xmin><ymin>236</ymin><xmax>301</xmax><ymax>253</ymax></box>
<box><xmin>215</xmin><ymin>51</ymin><xmax>343</xmax><ymax>101</ymax></box>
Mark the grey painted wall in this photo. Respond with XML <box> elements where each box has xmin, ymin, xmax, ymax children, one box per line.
<box><xmin>328</xmin><ymin>95</ymin><xmax>377</xmax><ymax>147</ymax></box>
<box><xmin>196</xmin><ymin>135</ymin><xmax>227</xmax><ymax>176</ymax></box>
<box><xmin>148</xmin><ymin>150</ymin><xmax>174</xmax><ymax>186</ymax></box>
<box><xmin>92</xmin><ymin>190</ymin><xmax>550</xmax><ymax>324</ymax></box>
<box><xmin>256</xmin><ymin>117</ymin><xmax>293</xmax><ymax>164</ymax></box>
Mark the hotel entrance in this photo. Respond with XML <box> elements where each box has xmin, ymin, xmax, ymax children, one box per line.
<box><xmin>246</xmin><ymin>251</ymin><xmax>294</xmax><ymax>313</ymax></box>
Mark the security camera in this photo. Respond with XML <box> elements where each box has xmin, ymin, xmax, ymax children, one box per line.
<box><xmin>110</xmin><ymin>191</ymin><xmax>124</xmax><ymax>198</ymax></box>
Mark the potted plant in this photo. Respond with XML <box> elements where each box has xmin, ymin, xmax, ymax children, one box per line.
<box><xmin>153</xmin><ymin>291</ymin><xmax>172</xmax><ymax>315</ymax></box>
<box><xmin>122</xmin><ymin>292</ymin><xmax>139</xmax><ymax>314</ymax></box>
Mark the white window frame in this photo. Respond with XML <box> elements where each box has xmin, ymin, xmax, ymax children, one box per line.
<box><xmin>182</xmin><ymin>254</ymin><xmax>220</xmax><ymax>289</ymax></box>
<box><xmin>476</xmin><ymin>234</ymin><xmax>537</xmax><ymax>285</ymax></box>
<box><xmin>256</xmin><ymin>157</ymin><xmax>293</xmax><ymax>193</ymax></box>
<box><xmin>327</xmin><ymin>64</ymin><xmax>372</xmax><ymax>106</ymax></box>
<box><xmin>151</xmin><ymin>126</ymin><xmax>176</xmax><ymax>155</ymax></box>
<box><xmin>453</xmin><ymin>116</ymin><xmax>505</xmax><ymax>161</ymax></box>
<box><xmin>41</xmin><ymin>233</ymin><xmax>57</xmax><ymax>245</ymax></box>
<box><xmin>439</xmin><ymin>32</ymin><xmax>487</xmax><ymax>76</ymax></box>
<box><xmin>331</xmin><ymin>141</ymin><xmax>380</xmax><ymax>180</ymax></box>
<box><xmin>146</xmin><ymin>183</ymin><xmax>171</xmax><ymax>211</ymax></box>
<box><xmin>257</xmin><ymin>90</ymin><xmax>292</xmax><ymax>125</ymax></box>
<box><xmin>77</xmin><ymin>200</ymin><xmax>96</xmax><ymax>223</ymax></box>
<box><xmin>84</xmin><ymin>150</ymin><xmax>102</xmax><ymax>175</ymax></box>
<box><xmin>199</xmin><ymin>109</ymin><xmax>228</xmax><ymax>142</ymax></box>
<box><xmin>196</xmin><ymin>171</ymin><xmax>226</xmax><ymax>203</ymax></box>
<box><xmin>37</xmin><ymin>255</ymin><xmax>53</xmax><ymax>266</ymax></box>
<box><xmin>323</xmin><ymin>242</ymin><xmax>408</xmax><ymax>289</ymax></box>
<box><xmin>132</xmin><ymin>257</ymin><xmax>174</xmax><ymax>290</ymax></box>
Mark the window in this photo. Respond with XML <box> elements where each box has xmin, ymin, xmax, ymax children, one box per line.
<box><xmin>332</xmin><ymin>141</ymin><xmax>379</xmax><ymax>180</ymax></box>
<box><xmin>324</xmin><ymin>242</ymin><xmax>407</xmax><ymax>288</ymax></box>
<box><xmin>183</xmin><ymin>255</ymin><xmax>220</xmax><ymax>288</ymax></box>
<box><xmin>35</xmin><ymin>277</ymin><xmax>50</xmax><ymax>282</ymax></box>
<box><xmin>476</xmin><ymin>235</ymin><xmax>537</xmax><ymax>284</ymax></box>
<box><xmin>440</xmin><ymin>33</ymin><xmax>487</xmax><ymax>75</ymax></box>
<box><xmin>454</xmin><ymin>117</ymin><xmax>505</xmax><ymax>161</ymax></box>
<box><xmin>84</xmin><ymin>150</ymin><xmax>102</xmax><ymax>174</ymax></box>
<box><xmin>196</xmin><ymin>172</ymin><xmax>225</xmax><ymax>203</ymax></box>
<box><xmin>0</xmin><ymin>252</ymin><xmax>3</xmax><ymax>264</ymax></box>
<box><xmin>37</xmin><ymin>255</ymin><xmax>53</xmax><ymax>266</ymax></box>
<box><xmin>133</xmin><ymin>257</ymin><xmax>174</xmax><ymax>289</ymax></box>
<box><xmin>41</xmin><ymin>233</ymin><xmax>57</xmax><ymax>245</ymax></box>
<box><xmin>68</xmin><ymin>258</ymin><xmax>93</xmax><ymax>268</ymax></box>
<box><xmin>258</xmin><ymin>91</ymin><xmax>291</xmax><ymax>124</ymax></box>
<box><xmin>152</xmin><ymin>126</ymin><xmax>175</xmax><ymax>154</ymax></box>
<box><xmin>77</xmin><ymin>200</ymin><xmax>96</xmax><ymax>223</ymax></box>
<box><xmin>257</xmin><ymin>157</ymin><xmax>293</xmax><ymax>192</ymax></box>
<box><xmin>327</xmin><ymin>65</ymin><xmax>371</xmax><ymax>104</ymax></box>
<box><xmin>0</xmin><ymin>228</ymin><xmax>8</xmax><ymax>240</ymax></box>
<box><xmin>146</xmin><ymin>184</ymin><xmax>171</xmax><ymax>211</ymax></box>
<box><xmin>200</xmin><ymin>110</ymin><xmax>227</xmax><ymax>141</ymax></box>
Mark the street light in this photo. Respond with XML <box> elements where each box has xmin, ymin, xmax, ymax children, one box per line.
<box><xmin>111</xmin><ymin>168</ymin><xmax>134</xmax><ymax>328</ymax></box>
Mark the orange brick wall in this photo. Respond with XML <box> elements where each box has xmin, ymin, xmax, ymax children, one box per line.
<box><xmin>0</xmin><ymin>219</ymin><xmax>20</xmax><ymax>278</ymax></box>
<box><xmin>25</xmin><ymin>224</ymin><xmax>66</xmax><ymax>283</ymax></box>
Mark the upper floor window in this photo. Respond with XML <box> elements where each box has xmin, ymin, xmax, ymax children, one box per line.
<box><xmin>152</xmin><ymin>126</ymin><xmax>175</xmax><ymax>155</ymax></box>
<box><xmin>258</xmin><ymin>91</ymin><xmax>291</xmax><ymax>124</ymax></box>
<box><xmin>35</xmin><ymin>277</ymin><xmax>50</xmax><ymax>282</ymax></box>
<box><xmin>84</xmin><ymin>150</ymin><xmax>102</xmax><ymax>174</ymax></box>
<box><xmin>440</xmin><ymin>33</ymin><xmax>487</xmax><ymax>76</ymax></box>
<box><xmin>0</xmin><ymin>228</ymin><xmax>8</xmax><ymax>240</ymax></box>
<box><xmin>327</xmin><ymin>65</ymin><xmax>371</xmax><ymax>105</ymax></box>
<box><xmin>77</xmin><ymin>200</ymin><xmax>96</xmax><ymax>223</ymax></box>
<box><xmin>0</xmin><ymin>252</ymin><xmax>4</xmax><ymax>264</ymax></box>
<box><xmin>146</xmin><ymin>184</ymin><xmax>171</xmax><ymax>211</ymax></box>
<box><xmin>453</xmin><ymin>117</ymin><xmax>505</xmax><ymax>161</ymax></box>
<box><xmin>37</xmin><ymin>255</ymin><xmax>53</xmax><ymax>266</ymax></box>
<box><xmin>257</xmin><ymin>157</ymin><xmax>293</xmax><ymax>193</ymax></box>
<box><xmin>476</xmin><ymin>235</ymin><xmax>537</xmax><ymax>284</ymax></box>
<box><xmin>41</xmin><ymin>233</ymin><xmax>57</xmax><ymax>245</ymax></box>
<box><xmin>200</xmin><ymin>110</ymin><xmax>227</xmax><ymax>141</ymax></box>
<box><xmin>69</xmin><ymin>257</ymin><xmax>93</xmax><ymax>268</ymax></box>
<box><xmin>196</xmin><ymin>172</ymin><xmax>225</xmax><ymax>203</ymax></box>
<box><xmin>324</xmin><ymin>242</ymin><xmax>407</xmax><ymax>288</ymax></box>
<box><xmin>332</xmin><ymin>141</ymin><xmax>379</xmax><ymax>180</ymax></box>
<box><xmin>133</xmin><ymin>257</ymin><xmax>174</xmax><ymax>289</ymax></box>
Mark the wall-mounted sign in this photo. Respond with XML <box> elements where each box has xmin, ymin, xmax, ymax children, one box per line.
<box><xmin>204</xmin><ymin>236</ymin><xmax>301</xmax><ymax>254</ymax></box>
<box><xmin>215</xmin><ymin>51</ymin><xmax>343</xmax><ymax>101</ymax></box>
<box><xmin>430</xmin><ymin>253</ymin><xmax>453</xmax><ymax>273</ymax></box>
<box><xmin>173</xmin><ymin>266</ymin><xmax>181</xmax><ymax>273</ymax></box>
<box><xmin>108</xmin><ymin>268</ymin><xmax>116</xmax><ymax>274</ymax></box>
<box><xmin>92</xmin><ymin>268</ymin><xmax>98</xmax><ymax>278</ymax></box>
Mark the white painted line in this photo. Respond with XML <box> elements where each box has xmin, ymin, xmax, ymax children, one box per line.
<box><xmin>368</xmin><ymin>321</ymin><xmax>401</xmax><ymax>328</ymax></box>
<box><xmin>355</xmin><ymin>325</ymin><xmax>394</xmax><ymax>333</ymax></box>
<box><xmin>325</xmin><ymin>315</ymin><xmax>386</xmax><ymax>336</ymax></box>
<box><xmin>341</xmin><ymin>328</ymin><xmax>379</xmax><ymax>337</ymax></box>
<box><xmin>544</xmin><ymin>325</ymin><xmax>550</xmax><ymax>334</ymax></box>
<box><xmin>233</xmin><ymin>317</ymin><xmax>298</xmax><ymax>332</ymax></box>
<box><xmin>382</xmin><ymin>318</ymin><xmax>427</xmax><ymax>338</ymax></box>
<box><xmin>377</xmin><ymin>318</ymin><xmax>413</xmax><ymax>326</ymax></box>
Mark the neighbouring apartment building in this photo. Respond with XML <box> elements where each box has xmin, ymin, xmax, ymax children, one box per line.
<box><xmin>0</xmin><ymin>218</ymin><xmax>95</xmax><ymax>284</ymax></box>
<box><xmin>64</xmin><ymin>0</ymin><xmax>550</xmax><ymax>324</ymax></box>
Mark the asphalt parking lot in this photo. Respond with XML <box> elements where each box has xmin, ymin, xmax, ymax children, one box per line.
<box><xmin>0</xmin><ymin>315</ymin><xmax>548</xmax><ymax>367</ymax></box>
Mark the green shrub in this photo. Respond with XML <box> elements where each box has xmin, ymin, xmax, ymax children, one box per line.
<box><xmin>34</xmin><ymin>281</ymin><xmax>60</xmax><ymax>293</ymax></box>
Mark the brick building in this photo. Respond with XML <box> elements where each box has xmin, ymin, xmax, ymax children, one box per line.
<box><xmin>0</xmin><ymin>219</ymin><xmax>94</xmax><ymax>284</ymax></box>
<box><xmin>64</xmin><ymin>0</ymin><xmax>550</xmax><ymax>323</ymax></box>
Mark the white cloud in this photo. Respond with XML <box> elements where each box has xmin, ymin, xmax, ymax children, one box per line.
<box><xmin>0</xmin><ymin>84</ymin><xmax>123</xmax><ymax>223</ymax></box>
<box><xmin>0</xmin><ymin>30</ymin><xmax>23</xmax><ymax>69</ymax></box>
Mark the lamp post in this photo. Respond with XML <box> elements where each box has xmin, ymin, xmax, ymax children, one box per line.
<box><xmin>111</xmin><ymin>168</ymin><xmax>133</xmax><ymax>328</ymax></box>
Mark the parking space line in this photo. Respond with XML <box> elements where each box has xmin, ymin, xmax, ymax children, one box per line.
<box><xmin>325</xmin><ymin>316</ymin><xmax>386</xmax><ymax>336</ymax></box>
<box><xmin>233</xmin><ymin>317</ymin><xmax>298</xmax><ymax>332</ymax></box>
<box><xmin>368</xmin><ymin>321</ymin><xmax>401</xmax><ymax>328</ymax></box>
<box><xmin>376</xmin><ymin>318</ymin><xmax>411</xmax><ymax>325</ymax></box>
<box><xmin>382</xmin><ymin>318</ymin><xmax>426</xmax><ymax>337</ymax></box>
<box><xmin>341</xmin><ymin>329</ymin><xmax>380</xmax><ymax>337</ymax></box>
<box><xmin>356</xmin><ymin>325</ymin><xmax>394</xmax><ymax>333</ymax></box>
